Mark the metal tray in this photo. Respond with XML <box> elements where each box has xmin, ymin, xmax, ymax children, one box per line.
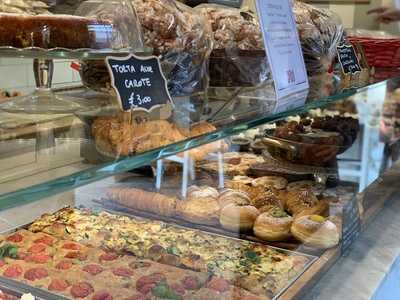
<box><xmin>96</xmin><ymin>205</ymin><xmax>318</xmax><ymax>300</ymax></box>
<box><xmin>0</xmin><ymin>208</ymin><xmax>317</xmax><ymax>300</ymax></box>
<box><xmin>0</xmin><ymin>223</ymin><xmax>70</xmax><ymax>300</ymax></box>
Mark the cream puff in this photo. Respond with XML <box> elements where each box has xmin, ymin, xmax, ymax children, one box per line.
<box><xmin>253</xmin><ymin>208</ymin><xmax>293</xmax><ymax>241</ymax></box>
<box><xmin>291</xmin><ymin>215</ymin><xmax>340</xmax><ymax>249</ymax></box>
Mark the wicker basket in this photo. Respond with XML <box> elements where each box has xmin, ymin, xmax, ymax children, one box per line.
<box><xmin>348</xmin><ymin>36</ymin><xmax>400</xmax><ymax>68</ymax></box>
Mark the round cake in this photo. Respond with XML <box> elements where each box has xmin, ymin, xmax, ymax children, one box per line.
<box><xmin>0</xmin><ymin>13</ymin><xmax>114</xmax><ymax>49</ymax></box>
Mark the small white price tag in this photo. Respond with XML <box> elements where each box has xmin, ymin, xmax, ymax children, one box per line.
<box><xmin>255</xmin><ymin>0</ymin><xmax>309</xmax><ymax>99</ymax></box>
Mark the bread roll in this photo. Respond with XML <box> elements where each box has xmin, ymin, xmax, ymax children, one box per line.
<box><xmin>286</xmin><ymin>180</ymin><xmax>316</xmax><ymax>192</ymax></box>
<box><xmin>254</xmin><ymin>208</ymin><xmax>293</xmax><ymax>241</ymax></box>
<box><xmin>232</xmin><ymin>175</ymin><xmax>254</xmax><ymax>185</ymax></box>
<box><xmin>220</xmin><ymin>204</ymin><xmax>260</xmax><ymax>232</ymax></box>
<box><xmin>295</xmin><ymin>198</ymin><xmax>330</xmax><ymax>218</ymax></box>
<box><xmin>286</xmin><ymin>189</ymin><xmax>328</xmax><ymax>217</ymax></box>
<box><xmin>188</xmin><ymin>186</ymin><xmax>219</xmax><ymax>199</ymax></box>
<box><xmin>252</xmin><ymin>176</ymin><xmax>288</xmax><ymax>190</ymax></box>
<box><xmin>177</xmin><ymin>197</ymin><xmax>220</xmax><ymax>225</ymax></box>
<box><xmin>225</xmin><ymin>180</ymin><xmax>252</xmax><ymax>194</ymax></box>
<box><xmin>286</xmin><ymin>180</ymin><xmax>324</xmax><ymax>194</ymax></box>
<box><xmin>251</xmin><ymin>189</ymin><xmax>283</xmax><ymax>210</ymax></box>
<box><xmin>218</xmin><ymin>189</ymin><xmax>251</xmax><ymax>208</ymax></box>
<box><xmin>291</xmin><ymin>215</ymin><xmax>340</xmax><ymax>249</ymax></box>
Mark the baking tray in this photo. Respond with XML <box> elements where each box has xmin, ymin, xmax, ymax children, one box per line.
<box><xmin>0</xmin><ymin>211</ymin><xmax>317</xmax><ymax>300</ymax></box>
<box><xmin>95</xmin><ymin>197</ymin><xmax>325</xmax><ymax>257</ymax></box>
<box><xmin>90</xmin><ymin>203</ymin><xmax>318</xmax><ymax>300</ymax></box>
<box><xmin>0</xmin><ymin>276</ymin><xmax>69</xmax><ymax>300</ymax></box>
<box><xmin>0</xmin><ymin>224</ymin><xmax>72</xmax><ymax>300</ymax></box>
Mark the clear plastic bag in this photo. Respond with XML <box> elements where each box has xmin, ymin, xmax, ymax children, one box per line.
<box><xmin>80</xmin><ymin>0</ymin><xmax>212</xmax><ymax>96</ymax></box>
<box><xmin>381</xmin><ymin>90</ymin><xmax>400</xmax><ymax>144</ymax></box>
<box><xmin>196</xmin><ymin>2</ymin><xmax>344</xmax><ymax>85</ymax></box>
<box><xmin>75</xmin><ymin>0</ymin><xmax>144</xmax><ymax>51</ymax></box>
<box><xmin>195</xmin><ymin>4</ymin><xmax>269</xmax><ymax>87</ymax></box>
<box><xmin>195</xmin><ymin>4</ymin><xmax>263</xmax><ymax>50</ymax></box>
<box><xmin>293</xmin><ymin>1</ymin><xmax>344</xmax><ymax>76</ymax></box>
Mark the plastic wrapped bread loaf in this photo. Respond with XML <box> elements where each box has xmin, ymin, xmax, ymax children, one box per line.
<box><xmin>80</xmin><ymin>0</ymin><xmax>212</xmax><ymax>96</ymax></box>
<box><xmin>195</xmin><ymin>4</ymin><xmax>263</xmax><ymax>51</ymax></box>
<box><xmin>194</xmin><ymin>4</ymin><xmax>269</xmax><ymax>87</ymax></box>
<box><xmin>197</xmin><ymin>2</ymin><xmax>344</xmax><ymax>82</ymax></box>
<box><xmin>293</xmin><ymin>0</ymin><xmax>344</xmax><ymax>76</ymax></box>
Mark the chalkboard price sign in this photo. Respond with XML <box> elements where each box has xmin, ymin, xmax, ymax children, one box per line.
<box><xmin>105</xmin><ymin>54</ymin><xmax>173</xmax><ymax>112</ymax></box>
<box><xmin>337</xmin><ymin>44</ymin><xmax>362</xmax><ymax>75</ymax></box>
<box><xmin>341</xmin><ymin>195</ymin><xmax>362</xmax><ymax>256</ymax></box>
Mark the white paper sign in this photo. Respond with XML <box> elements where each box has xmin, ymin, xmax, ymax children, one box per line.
<box><xmin>273</xmin><ymin>89</ymin><xmax>309</xmax><ymax>114</ymax></box>
<box><xmin>255</xmin><ymin>0</ymin><xmax>309</xmax><ymax>99</ymax></box>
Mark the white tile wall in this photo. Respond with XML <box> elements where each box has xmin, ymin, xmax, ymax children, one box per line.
<box><xmin>0</xmin><ymin>58</ymin><xmax>81</xmax><ymax>93</ymax></box>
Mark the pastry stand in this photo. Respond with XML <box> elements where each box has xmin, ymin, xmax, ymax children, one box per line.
<box><xmin>0</xmin><ymin>47</ymin><xmax>129</xmax><ymax>114</ymax></box>
<box><xmin>156</xmin><ymin>151</ymin><xmax>225</xmax><ymax>198</ymax></box>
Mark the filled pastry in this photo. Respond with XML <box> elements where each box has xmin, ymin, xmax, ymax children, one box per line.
<box><xmin>291</xmin><ymin>215</ymin><xmax>340</xmax><ymax>249</ymax></box>
<box><xmin>254</xmin><ymin>208</ymin><xmax>293</xmax><ymax>242</ymax></box>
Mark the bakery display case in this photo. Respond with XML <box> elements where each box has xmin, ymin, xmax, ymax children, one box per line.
<box><xmin>0</xmin><ymin>76</ymin><xmax>399</xmax><ymax>299</ymax></box>
<box><xmin>1</xmin><ymin>0</ymin><xmax>400</xmax><ymax>299</ymax></box>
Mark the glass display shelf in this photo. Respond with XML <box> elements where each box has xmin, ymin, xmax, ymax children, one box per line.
<box><xmin>0</xmin><ymin>84</ymin><xmax>398</xmax><ymax>300</ymax></box>
<box><xmin>0</xmin><ymin>74</ymin><xmax>399</xmax><ymax>210</ymax></box>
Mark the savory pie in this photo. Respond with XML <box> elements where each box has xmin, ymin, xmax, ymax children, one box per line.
<box><xmin>29</xmin><ymin>208</ymin><xmax>312</xmax><ymax>299</ymax></box>
<box><xmin>0</xmin><ymin>229</ymin><xmax>212</xmax><ymax>300</ymax></box>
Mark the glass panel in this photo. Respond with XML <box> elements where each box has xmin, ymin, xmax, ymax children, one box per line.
<box><xmin>0</xmin><ymin>84</ymin><xmax>399</xmax><ymax>299</ymax></box>
<box><xmin>1</xmin><ymin>75</ymin><xmax>400</xmax><ymax>209</ymax></box>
